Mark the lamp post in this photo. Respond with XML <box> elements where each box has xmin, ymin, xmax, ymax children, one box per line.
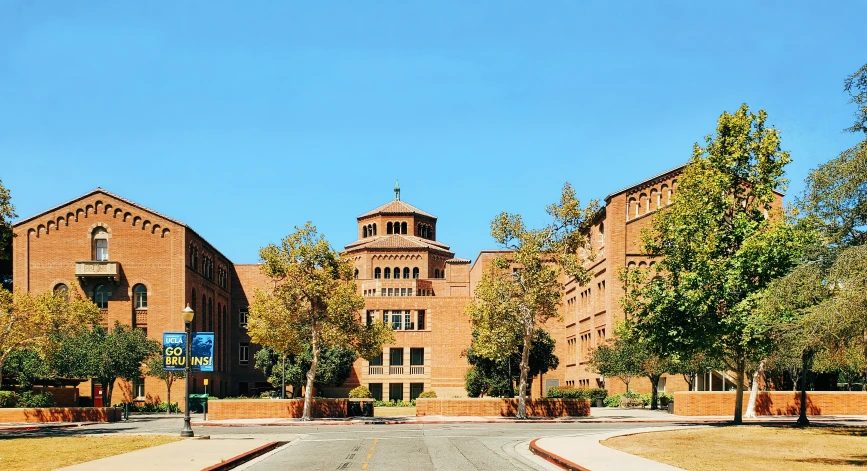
<box><xmin>181</xmin><ymin>304</ymin><xmax>195</xmax><ymax>437</ymax></box>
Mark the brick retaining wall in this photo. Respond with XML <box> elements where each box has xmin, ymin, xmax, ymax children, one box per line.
<box><xmin>674</xmin><ymin>391</ymin><xmax>867</xmax><ymax>416</ymax></box>
<box><xmin>207</xmin><ymin>399</ymin><xmax>349</xmax><ymax>420</ymax></box>
<box><xmin>415</xmin><ymin>398</ymin><xmax>590</xmax><ymax>417</ymax></box>
<box><xmin>0</xmin><ymin>407</ymin><xmax>121</xmax><ymax>423</ymax></box>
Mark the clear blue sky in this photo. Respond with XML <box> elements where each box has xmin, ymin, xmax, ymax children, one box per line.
<box><xmin>2</xmin><ymin>1</ymin><xmax>864</xmax><ymax>263</ymax></box>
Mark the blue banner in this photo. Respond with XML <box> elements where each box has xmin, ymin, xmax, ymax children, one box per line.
<box><xmin>162</xmin><ymin>332</ymin><xmax>215</xmax><ymax>372</ymax></box>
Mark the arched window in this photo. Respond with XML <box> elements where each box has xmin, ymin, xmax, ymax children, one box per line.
<box><xmin>627</xmin><ymin>198</ymin><xmax>636</xmax><ymax>221</ymax></box>
<box><xmin>434</xmin><ymin>269</ymin><xmax>440</xmax><ymax>278</ymax></box>
<box><xmin>208</xmin><ymin>298</ymin><xmax>213</xmax><ymax>332</ymax></box>
<box><xmin>403</xmin><ymin>267</ymin><xmax>410</xmax><ymax>279</ymax></box>
<box><xmin>599</xmin><ymin>223</ymin><xmax>605</xmax><ymax>247</ymax></box>
<box><xmin>92</xmin><ymin>227</ymin><xmax>109</xmax><ymax>261</ymax></box>
<box><xmin>372</xmin><ymin>223</ymin><xmax>377</xmax><ymax>235</ymax></box>
<box><xmin>93</xmin><ymin>284</ymin><xmax>109</xmax><ymax>309</ymax></box>
<box><xmin>441</xmin><ymin>268</ymin><xmax>445</xmax><ymax>278</ymax></box>
<box><xmin>384</xmin><ymin>268</ymin><xmax>391</xmax><ymax>279</ymax></box>
<box><xmin>640</xmin><ymin>193</ymin><xmax>648</xmax><ymax>215</ymax></box>
<box><xmin>363</xmin><ymin>226</ymin><xmax>368</xmax><ymax>238</ymax></box>
<box><xmin>133</xmin><ymin>284</ymin><xmax>148</xmax><ymax>309</ymax></box>
<box><xmin>54</xmin><ymin>283</ymin><xmax>69</xmax><ymax>301</ymax></box>
<box><xmin>387</xmin><ymin>222</ymin><xmax>393</xmax><ymax>234</ymax></box>
<box><xmin>374</xmin><ymin>268</ymin><xmax>381</xmax><ymax>279</ymax></box>
<box><xmin>393</xmin><ymin>267</ymin><xmax>401</xmax><ymax>279</ymax></box>
<box><xmin>401</xmin><ymin>222</ymin><xmax>407</xmax><ymax>234</ymax></box>
<box><xmin>627</xmin><ymin>262</ymin><xmax>636</xmax><ymax>270</ymax></box>
<box><xmin>191</xmin><ymin>289</ymin><xmax>197</xmax><ymax>313</ymax></box>
<box><xmin>412</xmin><ymin>268</ymin><xmax>419</xmax><ymax>279</ymax></box>
<box><xmin>354</xmin><ymin>268</ymin><xmax>359</xmax><ymax>279</ymax></box>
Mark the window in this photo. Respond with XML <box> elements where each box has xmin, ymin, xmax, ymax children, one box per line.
<box><xmin>412</xmin><ymin>268</ymin><xmax>419</xmax><ymax>279</ymax></box>
<box><xmin>417</xmin><ymin>310</ymin><xmax>425</xmax><ymax>330</ymax></box>
<box><xmin>93</xmin><ymin>285</ymin><xmax>109</xmax><ymax>309</ymax></box>
<box><xmin>384</xmin><ymin>268</ymin><xmax>391</xmax><ymax>279</ymax></box>
<box><xmin>410</xmin><ymin>348</ymin><xmax>424</xmax><ymax>366</ymax></box>
<box><xmin>389</xmin><ymin>348</ymin><xmax>404</xmax><ymax>366</ymax></box>
<box><xmin>369</xmin><ymin>383</ymin><xmax>383</xmax><ymax>401</ymax></box>
<box><xmin>363</xmin><ymin>226</ymin><xmax>368</xmax><ymax>237</ymax></box>
<box><xmin>54</xmin><ymin>283</ymin><xmax>69</xmax><ymax>301</ymax></box>
<box><xmin>403</xmin><ymin>267</ymin><xmax>410</xmax><ymax>279</ymax></box>
<box><xmin>401</xmin><ymin>222</ymin><xmax>407</xmax><ymax>234</ymax></box>
<box><xmin>599</xmin><ymin>223</ymin><xmax>604</xmax><ymax>246</ymax></box>
<box><xmin>94</xmin><ymin>233</ymin><xmax>109</xmax><ymax>261</ymax></box>
<box><xmin>389</xmin><ymin>383</ymin><xmax>404</xmax><ymax>402</ymax></box>
<box><xmin>369</xmin><ymin>353</ymin><xmax>383</xmax><ymax>366</ymax></box>
<box><xmin>389</xmin><ymin>311</ymin><xmax>403</xmax><ymax>330</ymax></box>
<box><xmin>366</xmin><ymin>310</ymin><xmax>375</xmax><ymax>325</ymax></box>
<box><xmin>354</xmin><ymin>269</ymin><xmax>359</xmax><ymax>279</ymax></box>
<box><xmin>405</xmin><ymin>311</ymin><xmax>412</xmax><ymax>329</ymax></box>
<box><xmin>239</xmin><ymin>343</ymin><xmax>249</xmax><ymax>364</ymax></box>
<box><xmin>133</xmin><ymin>284</ymin><xmax>148</xmax><ymax>309</ymax></box>
<box><xmin>372</xmin><ymin>224</ymin><xmax>377</xmax><ymax>236</ymax></box>
<box><xmin>410</xmin><ymin>383</ymin><xmax>424</xmax><ymax>401</ymax></box>
<box><xmin>133</xmin><ymin>377</ymin><xmax>145</xmax><ymax>399</ymax></box>
<box><xmin>434</xmin><ymin>269</ymin><xmax>439</xmax><ymax>278</ymax></box>
<box><xmin>374</xmin><ymin>268</ymin><xmax>381</xmax><ymax>279</ymax></box>
<box><xmin>393</xmin><ymin>267</ymin><xmax>401</xmax><ymax>279</ymax></box>
<box><xmin>387</xmin><ymin>222</ymin><xmax>393</xmax><ymax>234</ymax></box>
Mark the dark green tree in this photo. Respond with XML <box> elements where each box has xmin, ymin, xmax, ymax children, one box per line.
<box><xmin>54</xmin><ymin>322</ymin><xmax>159</xmax><ymax>406</ymax></box>
<box><xmin>255</xmin><ymin>344</ymin><xmax>357</xmax><ymax>397</ymax></box>
<box><xmin>464</xmin><ymin>329</ymin><xmax>559</xmax><ymax>398</ymax></box>
<box><xmin>0</xmin><ymin>179</ymin><xmax>15</xmax><ymax>290</ymax></box>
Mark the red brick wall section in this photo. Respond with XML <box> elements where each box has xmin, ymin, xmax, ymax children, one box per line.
<box><xmin>0</xmin><ymin>407</ymin><xmax>121</xmax><ymax>423</ymax></box>
<box><xmin>207</xmin><ymin>399</ymin><xmax>348</xmax><ymax>420</ymax></box>
<box><xmin>415</xmin><ymin>398</ymin><xmax>590</xmax><ymax>417</ymax></box>
<box><xmin>674</xmin><ymin>391</ymin><xmax>867</xmax><ymax>416</ymax></box>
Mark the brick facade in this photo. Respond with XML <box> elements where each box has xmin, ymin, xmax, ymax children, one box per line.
<box><xmin>11</xmin><ymin>164</ymin><xmax>785</xmax><ymax>404</ymax></box>
<box><xmin>674</xmin><ymin>391</ymin><xmax>867</xmax><ymax>416</ymax></box>
<box><xmin>415</xmin><ymin>398</ymin><xmax>590</xmax><ymax>417</ymax></box>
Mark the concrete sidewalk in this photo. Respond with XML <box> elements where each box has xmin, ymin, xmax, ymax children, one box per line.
<box><xmin>531</xmin><ymin>426</ymin><xmax>690</xmax><ymax>471</ymax></box>
<box><xmin>55</xmin><ymin>435</ymin><xmax>297</xmax><ymax>471</ymax></box>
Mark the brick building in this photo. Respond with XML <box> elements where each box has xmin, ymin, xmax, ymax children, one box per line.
<box><xmin>11</xmin><ymin>164</ymin><xmax>779</xmax><ymax>404</ymax></box>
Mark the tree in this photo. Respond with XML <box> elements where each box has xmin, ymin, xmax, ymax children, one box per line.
<box><xmin>247</xmin><ymin>223</ymin><xmax>393</xmax><ymax>420</ymax></box>
<box><xmin>464</xmin><ymin>328</ymin><xmax>559</xmax><ymax>397</ymax></box>
<box><xmin>255</xmin><ymin>344</ymin><xmax>357</xmax><ymax>397</ymax></box>
<box><xmin>630</xmin><ymin>104</ymin><xmax>806</xmax><ymax>424</ymax></box>
<box><xmin>0</xmin><ymin>288</ymin><xmax>101</xmax><ymax>388</ymax></box>
<box><xmin>55</xmin><ymin>322</ymin><xmax>159</xmax><ymax>407</ymax></box>
<box><xmin>0</xmin><ymin>179</ymin><xmax>15</xmax><ymax>290</ymax></box>
<box><xmin>144</xmin><ymin>355</ymin><xmax>183</xmax><ymax>413</ymax></box>
<box><xmin>2</xmin><ymin>348</ymin><xmax>55</xmax><ymax>389</ymax></box>
<box><xmin>588</xmin><ymin>335</ymin><xmax>643</xmax><ymax>393</ymax></box>
<box><xmin>467</xmin><ymin>184</ymin><xmax>597</xmax><ymax>418</ymax></box>
<box><xmin>844</xmin><ymin>63</ymin><xmax>867</xmax><ymax>134</ymax></box>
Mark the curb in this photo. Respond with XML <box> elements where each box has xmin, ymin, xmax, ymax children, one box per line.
<box><xmin>193</xmin><ymin>417</ymin><xmax>848</xmax><ymax>427</ymax></box>
<box><xmin>529</xmin><ymin>438</ymin><xmax>590</xmax><ymax>471</ymax></box>
<box><xmin>199</xmin><ymin>441</ymin><xmax>283</xmax><ymax>471</ymax></box>
<box><xmin>0</xmin><ymin>422</ymin><xmax>97</xmax><ymax>432</ymax></box>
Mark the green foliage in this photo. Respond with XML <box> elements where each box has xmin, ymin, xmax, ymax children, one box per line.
<box><xmin>248</xmin><ymin>223</ymin><xmax>393</xmax><ymax>420</ymax></box>
<box><xmin>53</xmin><ymin>322</ymin><xmax>159</xmax><ymax>407</ymax></box>
<box><xmin>628</xmin><ymin>104</ymin><xmax>809</xmax><ymax>422</ymax></box>
<box><xmin>2</xmin><ymin>349</ymin><xmax>55</xmax><ymax>389</ymax></box>
<box><xmin>16</xmin><ymin>391</ymin><xmax>55</xmax><ymax>408</ymax></box>
<box><xmin>0</xmin><ymin>179</ymin><xmax>15</xmax><ymax>290</ymax></box>
<box><xmin>0</xmin><ymin>390</ymin><xmax>18</xmax><ymax>407</ymax></box>
<box><xmin>464</xmin><ymin>328</ymin><xmax>559</xmax><ymax>398</ymax></box>
<box><xmin>114</xmin><ymin>401</ymin><xmax>179</xmax><ymax>413</ymax></box>
<box><xmin>374</xmin><ymin>399</ymin><xmax>415</xmax><ymax>407</ymax></box>
<box><xmin>255</xmin><ymin>344</ymin><xmax>358</xmax><ymax>395</ymax></box>
<box><xmin>546</xmin><ymin>387</ymin><xmax>585</xmax><ymax>399</ymax></box>
<box><xmin>844</xmin><ymin>63</ymin><xmax>867</xmax><ymax>134</ymax></box>
<box><xmin>143</xmin><ymin>356</ymin><xmax>183</xmax><ymax>411</ymax></box>
<box><xmin>467</xmin><ymin>185</ymin><xmax>596</xmax><ymax>418</ymax></box>
<box><xmin>417</xmin><ymin>390</ymin><xmax>437</xmax><ymax>399</ymax></box>
<box><xmin>348</xmin><ymin>386</ymin><xmax>372</xmax><ymax>398</ymax></box>
<box><xmin>588</xmin><ymin>335</ymin><xmax>643</xmax><ymax>392</ymax></box>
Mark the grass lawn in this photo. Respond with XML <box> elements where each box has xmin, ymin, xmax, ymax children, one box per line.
<box><xmin>0</xmin><ymin>435</ymin><xmax>182</xmax><ymax>471</ymax></box>
<box><xmin>374</xmin><ymin>406</ymin><xmax>416</xmax><ymax>417</ymax></box>
<box><xmin>603</xmin><ymin>426</ymin><xmax>867</xmax><ymax>471</ymax></box>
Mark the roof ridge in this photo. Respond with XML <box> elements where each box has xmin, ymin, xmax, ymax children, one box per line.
<box><xmin>357</xmin><ymin>199</ymin><xmax>436</xmax><ymax>219</ymax></box>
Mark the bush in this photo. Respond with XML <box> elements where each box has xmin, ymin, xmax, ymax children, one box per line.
<box><xmin>0</xmin><ymin>391</ymin><xmax>18</xmax><ymax>408</ymax></box>
<box><xmin>348</xmin><ymin>386</ymin><xmax>373</xmax><ymax>398</ymax></box>
<box><xmin>17</xmin><ymin>391</ymin><xmax>55</xmax><ymax>408</ymax></box>
<box><xmin>374</xmin><ymin>400</ymin><xmax>415</xmax><ymax>407</ymax></box>
<box><xmin>417</xmin><ymin>390</ymin><xmax>437</xmax><ymax>399</ymax></box>
<box><xmin>113</xmin><ymin>401</ymin><xmax>180</xmax><ymax>413</ymax></box>
<box><xmin>546</xmin><ymin>387</ymin><xmax>586</xmax><ymax>399</ymax></box>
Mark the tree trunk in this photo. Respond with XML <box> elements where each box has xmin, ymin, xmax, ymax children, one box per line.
<box><xmin>103</xmin><ymin>377</ymin><xmax>115</xmax><ymax>407</ymax></box>
<box><xmin>797</xmin><ymin>350</ymin><xmax>813</xmax><ymax>426</ymax></box>
<box><xmin>166</xmin><ymin>378</ymin><xmax>172</xmax><ymax>415</ymax></box>
<box><xmin>745</xmin><ymin>360</ymin><xmax>765</xmax><ymax>418</ymax></box>
<box><xmin>302</xmin><ymin>331</ymin><xmax>319</xmax><ymax>421</ymax></box>
<box><xmin>649</xmin><ymin>375</ymin><xmax>660</xmax><ymax>410</ymax></box>
<box><xmin>682</xmin><ymin>374</ymin><xmax>694</xmax><ymax>391</ymax></box>
<box><xmin>733</xmin><ymin>359</ymin><xmax>745</xmax><ymax>425</ymax></box>
<box><xmin>516</xmin><ymin>327</ymin><xmax>532</xmax><ymax>419</ymax></box>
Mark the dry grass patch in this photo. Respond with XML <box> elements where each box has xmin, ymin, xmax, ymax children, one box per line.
<box><xmin>0</xmin><ymin>435</ymin><xmax>182</xmax><ymax>471</ymax></box>
<box><xmin>603</xmin><ymin>426</ymin><xmax>867</xmax><ymax>471</ymax></box>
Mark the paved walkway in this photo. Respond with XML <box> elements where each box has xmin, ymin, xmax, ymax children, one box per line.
<box><xmin>55</xmin><ymin>435</ymin><xmax>296</xmax><ymax>471</ymax></box>
<box><xmin>532</xmin><ymin>426</ymin><xmax>690</xmax><ymax>471</ymax></box>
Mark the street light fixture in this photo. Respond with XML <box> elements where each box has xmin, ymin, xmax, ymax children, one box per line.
<box><xmin>181</xmin><ymin>304</ymin><xmax>195</xmax><ymax>438</ymax></box>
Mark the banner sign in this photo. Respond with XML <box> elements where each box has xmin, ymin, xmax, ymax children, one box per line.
<box><xmin>163</xmin><ymin>332</ymin><xmax>215</xmax><ymax>372</ymax></box>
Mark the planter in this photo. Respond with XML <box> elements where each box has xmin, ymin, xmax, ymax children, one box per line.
<box><xmin>348</xmin><ymin>399</ymin><xmax>374</xmax><ymax>417</ymax></box>
<box><xmin>596</xmin><ymin>398</ymin><xmax>604</xmax><ymax>408</ymax></box>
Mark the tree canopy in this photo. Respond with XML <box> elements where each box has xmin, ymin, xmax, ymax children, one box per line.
<box><xmin>247</xmin><ymin>223</ymin><xmax>392</xmax><ymax>420</ymax></box>
<box><xmin>464</xmin><ymin>328</ymin><xmax>559</xmax><ymax>398</ymax></box>
<box><xmin>255</xmin><ymin>344</ymin><xmax>357</xmax><ymax>397</ymax></box>
<box><xmin>467</xmin><ymin>183</ymin><xmax>597</xmax><ymax>418</ymax></box>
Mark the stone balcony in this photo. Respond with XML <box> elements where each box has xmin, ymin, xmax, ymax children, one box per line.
<box><xmin>75</xmin><ymin>261</ymin><xmax>120</xmax><ymax>282</ymax></box>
